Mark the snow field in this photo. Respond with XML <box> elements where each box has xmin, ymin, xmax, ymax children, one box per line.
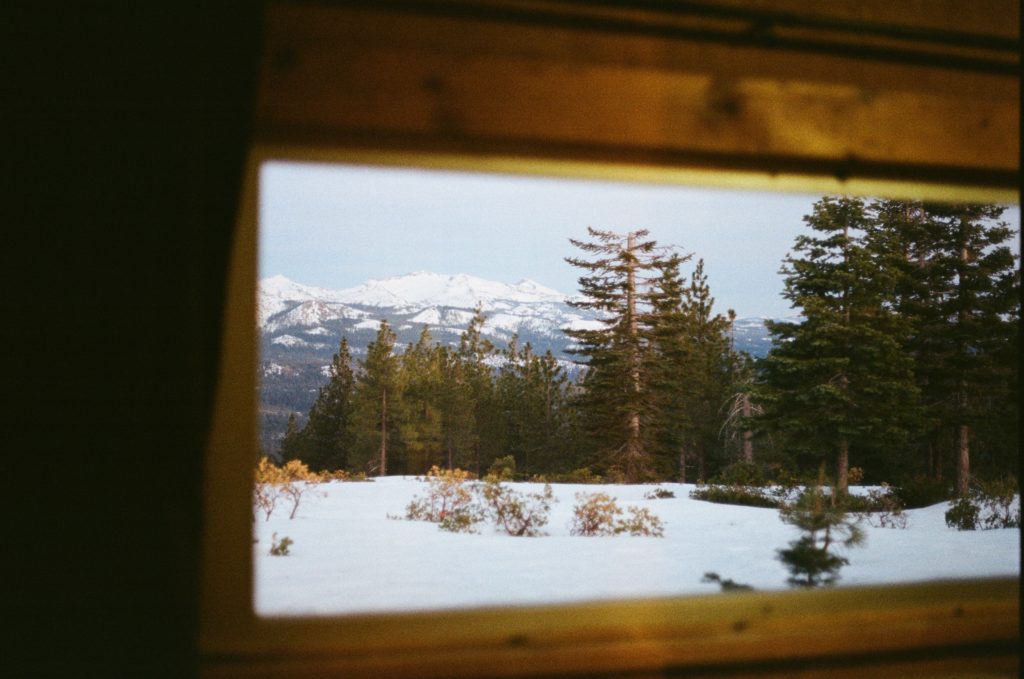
<box><xmin>254</xmin><ymin>477</ymin><xmax>1019</xmax><ymax>617</ymax></box>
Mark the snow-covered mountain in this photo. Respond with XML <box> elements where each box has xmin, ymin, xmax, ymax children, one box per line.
<box><xmin>259</xmin><ymin>272</ymin><xmax>601</xmax><ymax>350</ymax></box>
<box><xmin>257</xmin><ymin>272</ymin><xmax>786</xmax><ymax>454</ymax></box>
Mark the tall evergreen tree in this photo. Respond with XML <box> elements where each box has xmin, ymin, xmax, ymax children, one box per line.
<box><xmin>495</xmin><ymin>336</ymin><xmax>570</xmax><ymax>475</ymax></box>
<box><xmin>565</xmin><ymin>228</ymin><xmax>664</xmax><ymax>482</ymax></box>
<box><xmin>399</xmin><ymin>327</ymin><xmax>444</xmax><ymax>474</ymax></box>
<box><xmin>870</xmin><ymin>201</ymin><xmax>1019</xmax><ymax>494</ymax></box>
<box><xmin>282</xmin><ymin>337</ymin><xmax>355</xmax><ymax>471</ymax></box>
<box><xmin>351</xmin><ymin>320</ymin><xmax>403</xmax><ymax>476</ymax></box>
<box><xmin>756</xmin><ymin>197</ymin><xmax>921</xmax><ymax>492</ymax></box>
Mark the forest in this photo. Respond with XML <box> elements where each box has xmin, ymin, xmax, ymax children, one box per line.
<box><xmin>278</xmin><ymin>197</ymin><xmax>1019</xmax><ymax>497</ymax></box>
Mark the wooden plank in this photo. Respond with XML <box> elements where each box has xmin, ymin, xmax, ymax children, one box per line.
<box><xmin>254</xmin><ymin>2</ymin><xmax>1018</xmax><ymax>194</ymax></box>
<box><xmin>201</xmin><ymin>578</ymin><xmax>1018</xmax><ymax>678</ymax></box>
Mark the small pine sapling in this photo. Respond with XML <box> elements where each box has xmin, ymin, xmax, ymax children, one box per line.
<box><xmin>776</xmin><ymin>477</ymin><xmax>865</xmax><ymax>587</ymax></box>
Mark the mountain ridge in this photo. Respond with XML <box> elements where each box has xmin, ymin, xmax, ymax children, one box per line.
<box><xmin>257</xmin><ymin>272</ymin><xmax>790</xmax><ymax>454</ymax></box>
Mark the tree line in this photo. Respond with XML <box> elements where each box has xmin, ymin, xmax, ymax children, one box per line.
<box><xmin>279</xmin><ymin>197</ymin><xmax>1018</xmax><ymax>494</ymax></box>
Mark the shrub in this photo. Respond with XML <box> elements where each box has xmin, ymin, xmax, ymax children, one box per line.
<box><xmin>320</xmin><ymin>469</ymin><xmax>371</xmax><ymax>482</ymax></box>
<box><xmin>847</xmin><ymin>467</ymin><xmax>865</xmax><ymax>486</ymax></box>
<box><xmin>616</xmin><ymin>506</ymin><xmax>664</xmax><ymax>537</ymax></box>
<box><xmin>945</xmin><ymin>478</ymin><xmax>1020</xmax><ymax>531</ymax></box>
<box><xmin>253</xmin><ymin>457</ymin><xmax>323</xmax><ymax>520</ymax></box>
<box><xmin>776</xmin><ymin>483</ymin><xmax>865</xmax><ymax>587</ymax></box>
<box><xmin>486</xmin><ymin>455</ymin><xmax>517</xmax><ymax>481</ymax></box>
<box><xmin>254</xmin><ymin>457</ymin><xmax>284</xmax><ymax>521</ymax></box>
<box><xmin>563</xmin><ymin>467</ymin><xmax>604</xmax><ymax>484</ymax></box>
<box><xmin>479</xmin><ymin>481</ymin><xmax>555</xmax><ymax>537</ymax></box>
<box><xmin>570</xmin><ymin>492</ymin><xmax>665</xmax><ymax>537</ymax></box>
<box><xmin>405</xmin><ymin>466</ymin><xmax>481</xmax><ymax>531</ymax></box>
<box><xmin>689</xmin><ymin>485</ymin><xmax>779</xmax><ymax>508</ymax></box>
<box><xmin>269</xmin><ymin>533</ymin><xmax>293</xmax><ymax>556</ymax></box>
<box><xmin>852</xmin><ymin>484</ymin><xmax>908</xmax><ymax>529</ymax></box>
<box><xmin>643</xmin><ymin>487</ymin><xmax>676</xmax><ymax>500</ymax></box>
<box><xmin>570</xmin><ymin>492</ymin><xmax>621</xmax><ymax>536</ymax></box>
<box><xmin>278</xmin><ymin>459</ymin><xmax>322</xmax><ymax>519</ymax></box>
<box><xmin>714</xmin><ymin>461</ymin><xmax>766</xmax><ymax>487</ymax></box>
<box><xmin>893</xmin><ymin>476</ymin><xmax>951</xmax><ymax>509</ymax></box>
<box><xmin>944</xmin><ymin>497</ymin><xmax>980</xmax><ymax>530</ymax></box>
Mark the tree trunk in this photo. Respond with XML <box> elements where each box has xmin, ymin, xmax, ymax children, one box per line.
<box><xmin>379</xmin><ymin>389</ymin><xmax>387</xmax><ymax>477</ymax></box>
<box><xmin>957</xmin><ymin>423</ymin><xmax>970</xmax><ymax>496</ymax></box>
<box><xmin>622</xmin><ymin>231</ymin><xmax>648</xmax><ymax>482</ymax></box>
<box><xmin>836</xmin><ymin>439</ymin><xmax>849</xmax><ymax>495</ymax></box>
<box><xmin>741</xmin><ymin>393</ymin><xmax>753</xmax><ymax>463</ymax></box>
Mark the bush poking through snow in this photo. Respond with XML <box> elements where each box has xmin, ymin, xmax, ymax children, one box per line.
<box><xmin>617</xmin><ymin>506</ymin><xmax>665</xmax><ymax>537</ymax></box>
<box><xmin>713</xmin><ymin>460</ymin><xmax>766</xmax><ymax>487</ymax></box>
<box><xmin>254</xmin><ymin>458</ymin><xmax>323</xmax><ymax>521</ymax></box>
<box><xmin>690</xmin><ymin>484</ymin><xmax>779</xmax><ymax>508</ymax></box>
<box><xmin>570</xmin><ymin>492</ymin><xmax>665</xmax><ymax>537</ymax></box>
<box><xmin>278</xmin><ymin>460</ymin><xmax>322</xmax><ymax>519</ymax></box>
<box><xmin>479</xmin><ymin>480</ymin><xmax>555</xmax><ymax>537</ymax></box>
<box><xmin>643</xmin><ymin>487</ymin><xmax>675</xmax><ymax>500</ymax></box>
<box><xmin>269</xmin><ymin>533</ymin><xmax>293</xmax><ymax>556</ymax></box>
<box><xmin>254</xmin><ymin>457</ymin><xmax>283</xmax><ymax>521</ymax></box>
<box><xmin>570</xmin><ymin>492</ymin><xmax>622</xmax><ymax>536</ymax></box>
<box><xmin>945</xmin><ymin>478</ymin><xmax>1021</xmax><ymax>530</ymax></box>
<box><xmin>486</xmin><ymin>455</ymin><xmax>517</xmax><ymax>481</ymax></box>
<box><xmin>405</xmin><ymin>466</ymin><xmax>481</xmax><ymax>532</ymax></box>
<box><xmin>853</xmin><ymin>483</ymin><xmax>908</xmax><ymax>529</ymax></box>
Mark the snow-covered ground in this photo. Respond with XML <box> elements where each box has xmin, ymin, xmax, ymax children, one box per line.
<box><xmin>254</xmin><ymin>478</ymin><xmax>1019</xmax><ymax>617</ymax></box>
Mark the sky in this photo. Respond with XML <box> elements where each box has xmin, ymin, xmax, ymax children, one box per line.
<box><xmin>259</xmin><ymin>161</ymin><xmax>1019</xmax><ymax>320</ymax></box>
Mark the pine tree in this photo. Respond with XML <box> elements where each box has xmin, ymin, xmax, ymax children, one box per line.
<box><xmin>644</xmin><ymin>252</ymin><xmax>694</xmax><ymax>480</ymax></box>
<box><xmin>678</xmin><ymin>259</ymin><xmax>736</xmax><ymax>482</ymax></box>
<box><xmin>399</xmin><ymin>327</ymin><xmax>444</xmax><ymax>474</ymax></box>
<box><xmin>350</xmin><ymin>320</ymin><xmax>403</xmax><ymax>476</ymax></box>
<box><xmin>756</xmin><ymin>197</ymin><xmax>921</xmax><ymax>493</ymax></box>
<box><xmin>872</xmin><ymin>202</ymin><xmax>1019</xmax><ymax>494</ymax></box>
<box><xmin>279</xmin><ymin>411</ymin><xmax>309</xmax><ymax>464</ymax></box>
<box><xmin>285</xmin><ymin>337</ymin><xmax>355</xmax><ymax>472</ymax></box>
<box><xmin>495</xmin><ymin>336</ymin><xmax>570</xmax><ymax>475</ymax></box>
<box><xmin>565</xmin><ymin>228</ymin><xmax>664</xmax><ymax>482</ymax></box>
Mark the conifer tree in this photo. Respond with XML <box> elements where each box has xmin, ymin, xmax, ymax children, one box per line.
<box><xmin>399</xmin><ymin>327</ymin><xmax>444</xmax><ymax>474</ymax></box>
<box><xmin>458</xmin><ymin>306</ymin><xmax>499</xmax><ymax>475</ymax></box>
<box><xmin>870</xmin><ymin>201</ymin><xmax>1019</xmax><ymax>493</ymax></box>
<box><xmin>495</xmin><ymin>336</ymin><xmax>570</xmax><ymax>475</ymax></box>
<box><xmin>677</xmin><ymin>259</ymin><xmax>736</xmax><ymax>482</ymax></box>
<box><xmin>351</xmin><ymin>320</ymin><xmax>403</xmax><ymax>476</ymax></box>
<box><xmin>279</xmin><ymin>411</ymin><xmax>308</xmax><ymax>464</ymax></box>
<box><xmin>284</xmin><ymin>337</ymin><xmax>355</xmax><ymax>471</ymax></box>
<box><xmin>756</xmin><ymin>197</ymin><xmax>920</xmax><ymax>493</ymax></box>
<box><xmin>565</xmin><ymin>228</ymin><xmax>664</xmax><ymax>482</ymax></box>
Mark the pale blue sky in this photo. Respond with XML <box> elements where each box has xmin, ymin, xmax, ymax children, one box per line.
<box><xmin>259</xmin><ymin>161</ymin><xmax>1019</xmax><ymax>319</ymax></box>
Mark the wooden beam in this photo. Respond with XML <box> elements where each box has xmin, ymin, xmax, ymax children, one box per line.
<box><xmin>255</xmin><ymin>1</ymin><xmax>1019</xmax><ymax>197</ymax></box>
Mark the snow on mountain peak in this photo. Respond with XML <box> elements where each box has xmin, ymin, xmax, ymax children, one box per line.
<box><xmin>328</xmin><ymin>271</ymin><xmax>567</xmax><ymax>309</ymax></box>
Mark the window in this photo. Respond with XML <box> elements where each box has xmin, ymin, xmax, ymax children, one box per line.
<box><xmin>200</xmin><ymin>2</ymin><xmax>1019</xmax><ymax>676</ymax></box>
